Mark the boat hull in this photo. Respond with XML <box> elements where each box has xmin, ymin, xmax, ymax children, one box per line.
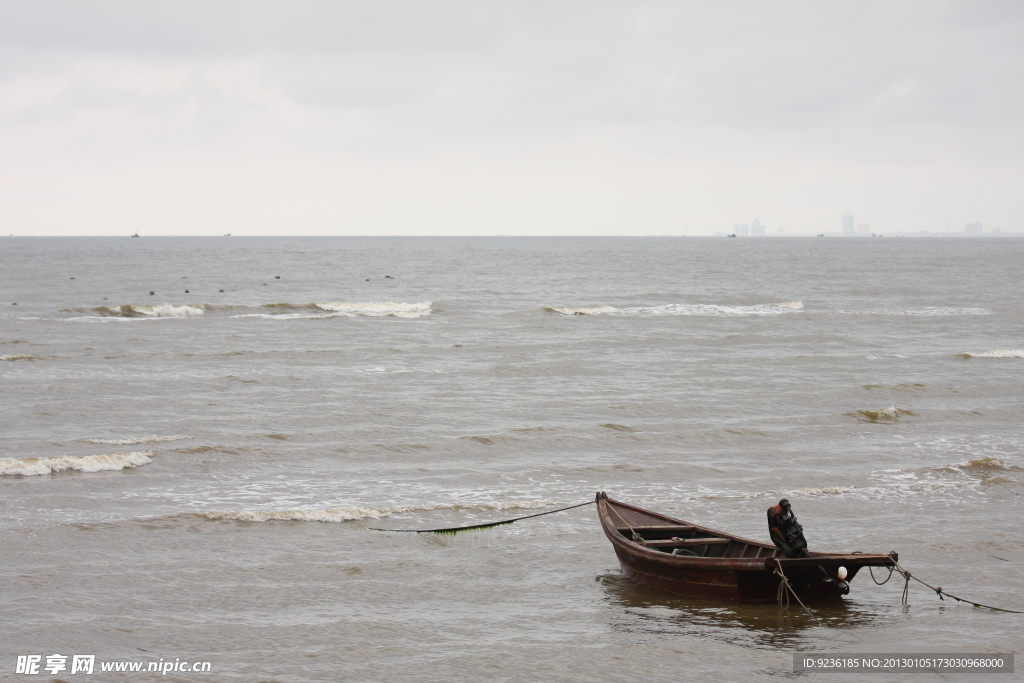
<box><xmin>597</xmin><ymin>492</ymin><xmax>896</xmax><ymax>603</ymax></box>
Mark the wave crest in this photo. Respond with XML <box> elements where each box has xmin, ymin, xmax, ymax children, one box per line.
<box><xmin>837</xmin><ymin>307</ymin><xmax>991</xmax><ymax>317</ymax></box>
<box><xmin>71</xmin><ymin>304</ymin><xmax>206</xmax><ymax>318</ymax></box>
<box><xmin>314</xmin><ymin>302</ymin><xmax>432</xmax><ymax>318</ymax></box>
<box><xmin>1</xmin><ymin>354</ymin><xmax>37</xmax><ymax>361</ymax></box>
<box><xmin>232</xmin><ymin>302</ymin><xmax>433</xmax><ymax>319</ymax></box>
<box><xmin>200</xmin><ymin>500</ymin><xmax>553</xmax><ymax>523</ymax></box>
<box><xmin>545</xmin><ymin>302</ymin><xmax>803</xmax><ymax>317</ymax></box>
<box><xmin>780</xmin><ymin>486</ymin><xmax>852</xmax><ymax>496</ymax></box>
<box><xmin>960</xmin><ymin>349</ymin><xmax>1024</xmax><ymax>359</ymax></box>
<box><xmin>80</xmin><ymin>435</ymin><xmax>191</xmax><ymax>445</ymax></box>
<box><xmin>848</xmin><ymin>405</ymin><xmax>916</xmax><ymax>422</ymax></box>
<box><xmin>0</xmin><ymin>451</ymin><xmax>153</xmax><ymax>476</ymax></box>
<box><xmin>936</xmin><ymin>457</ymin><xmax>1023</xmax><ymax>474</ymax></box>
<box><xmin>544</xmin><ymin>306</ymin><xmax>619</xmax><ymax>316</ymax></box>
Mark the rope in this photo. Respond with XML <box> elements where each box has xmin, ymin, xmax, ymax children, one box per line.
<box><xmin>869</xmin><ymin>565</ymin><xmax>894</xmax><ymax>585</ymax></box>
<box><xmin>606</xmin><ymin>504</ymin><xmax>647</xmax><ymax>546</ymax></box>
<box><xmin>371</xmin><ymin>500</ymin><xmax>595</xmax><ymax>533</ymax></box>
<box><xmin>772</xmin><ymin>560</ymin><xmax>816</xmax><ymax>619</ymax></box>
<box><xmin>888</xmin><ymin>561</ymin><xmax>1021</xmax><ymax>614</ymax></box>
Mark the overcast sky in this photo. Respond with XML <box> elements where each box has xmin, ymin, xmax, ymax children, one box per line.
<box><xmin>1</xmin><ymin>0</ymin><xmax>1022</xmax><ymax>236</ymax></box>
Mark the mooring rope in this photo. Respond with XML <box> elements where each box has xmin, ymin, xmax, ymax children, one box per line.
<box><xmin>771</xmin><ymin>560</ymin><xmax>816</xmax><ymax>619</ymax></box>
<box><xmin>874</xmin><ymin>562</ymin><xmax>1020</xmax><ymax>613</ymax></box>
<box><xmin>371</xmin><ymin>499</ymin><xmax>595</xmax><ymax>534</ymax></box>
<box><xmin>606</xmin><ymin>504</ymin><xmax>647</xmax><ymax>546</ymax></box>
<box><xmin>883</xmin><ymin>561</ymin><xmax>1022</xmax><ymax>613</ymax></box>
<box><xmin>869</xmin><ymin>564</ymin><xmax>894</xmax><ymax>585</ymax></box>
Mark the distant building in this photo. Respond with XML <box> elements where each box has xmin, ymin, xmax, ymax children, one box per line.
<box><xmin>856</xmin><ymin>224</ymin><xmax>870</xmax><ymax>237</ymax></box>
<box><xmin>964</xmin><ymin>222</ymin><xmax>984</xmax><ymax>235</ymax></box>
<box><xmin>777</xmin><ymin>228</ymin><xmax>786</xmax><ymax>236</ymax></box>
<box><xmin>734</xmin><ymin>224</ymin><xmax>750</xmax><ymax>237</ymax></box>
<box><xmin>842</xmin><ymin>214</ymin><xmax>856</xmax><ymax>237</ymax></box>
<box><xmin>750</xmin><ymin>218</ymin><xmax>766</xmax><ymax>236</ymax></box>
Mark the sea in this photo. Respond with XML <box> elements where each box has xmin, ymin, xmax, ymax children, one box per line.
<box><xmin>1</xmin><ymin>236</ymin><xmax>1021</xmax><ymax>681</ymax></box>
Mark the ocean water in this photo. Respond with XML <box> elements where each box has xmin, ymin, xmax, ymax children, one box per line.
<box><xmin>1</xmin><ymin>236</ymin><xmax>1021</xmax><ymax>681</ymax></box>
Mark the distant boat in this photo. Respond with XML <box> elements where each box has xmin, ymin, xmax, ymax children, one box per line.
<box><xmin>596</xmin><ymin>492</ymin><xmax>896</xmax><ymax>602</ymax></box>
<box><xmin>131</xmin><ymin>233</ymin><xmax>140</xmax><ymax>238</ymax></box>
<box><xmin>224</xmin><ymin>233</ymin><xmax>231</xmax><ymax>237</ymax></box>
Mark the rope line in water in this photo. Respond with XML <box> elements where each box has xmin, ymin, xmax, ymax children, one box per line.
<box><xmin>370</xmin><ymin>500</ymin><xmax>595</xmax><ymax>534</ymax></box>
<box><xmin>872</xmin><ymin>562</ymin><xmax>1021</xmax><ymax>614</ymax></box>
<box><xmin>772</xmin><ymin>561</ymin><xmax>817</xmax><ymax>619</ymax></box>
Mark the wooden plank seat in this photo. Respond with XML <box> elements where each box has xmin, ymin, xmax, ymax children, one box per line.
<box><xmin>642</xmin><ymin>537</ymin><xmax>732</xmax><ymax>548</ymax></box>
<box><xmin>615</xmin><ymin>525</ymin><xmax>696</xmax><ymax>535</ymax></box>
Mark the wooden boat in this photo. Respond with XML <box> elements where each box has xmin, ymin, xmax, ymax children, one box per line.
<box><xmin>597</xmin><ymin>491</ymin><xmax>897</xmax><ymax>603</ymax></box>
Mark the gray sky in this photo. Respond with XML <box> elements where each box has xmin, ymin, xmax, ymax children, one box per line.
<box><xmin>1</xmin><ymin>0</ymin><xmax>1022</xmax><ymax>236</ymax></box>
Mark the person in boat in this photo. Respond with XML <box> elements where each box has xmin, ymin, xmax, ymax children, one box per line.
<box><xmin>767</xmin><ymin>498</ymin><xmax>809</xmax><ymax>558</ymax></box>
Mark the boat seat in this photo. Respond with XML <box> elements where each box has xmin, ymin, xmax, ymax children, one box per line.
<box><xmin>616</xmin><ymin>525</ymin><xmax>696</xmax><ymax>535</ymax></box>
<box><xmin>643</xmin><ymin>538</ymin><xmax>731</xmax><ymax>548</ymax></box>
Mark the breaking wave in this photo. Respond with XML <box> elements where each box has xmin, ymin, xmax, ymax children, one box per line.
<box><xmin>545</xmin><ymin>301</ymin><xmax>803</xmax><ymax>317</ymax></box>
<box><xmin>959</xmin><ymin>349</ymin><xmax>1024</xmax><ymax>359</ymax></box>
<box><xmin>79</xmin><ymin>434</ymin><xmax>191</xmax><ymax>445</ymax></box>
<box><xmin>848</xmin><ymin>405</ymin><xmax>916</xmax><ymax>422</ymax></box>
<box><xmin>934</xmin><ymin>457</ymin><xmax>1023</xmax><ymax>476</ymax></box>
<box><xmin>835</xmin><ymin>307</ymin><xmax>991</xmax><ymax>317</ymax></box>
<box><xmin>66</xmin><ymin>304</ymin><xmax>206</xmax><ymax>318</ymax></box>
<box><xmin>314</xmin><ymin>302</ymin><xmax>432</xmax><ymax>317</ymax></box>
<box><xmin>544</xmin><ymin>306</ymin><xmax>618</xmax><ymax>316</ymax></box>
<box><xmin>778</xmin><ymin>486</ymin><xmax>852</xmax><ymax>496</ymax></box>
<box><xmin>1</xmin><ymin>354</ymin><xmax>37</xmax><ymax>361</ymax></box>
<box><xmin>843</xmin><ymin>405</ymin><xmax>917</xmax><ymax>421</ymax></box>
<box><xmin>200</xmin><ymin>500</ymin><xmax>553</xmax><ymax>523</ymax></box>
<box><xmin>60</xmin><ymin>301</ymin><xmax>431</xmax><ymax>320</ymax></box>
<box><xmin>0</xmin><ymin>451</ymin><xmax>153</xmax><ymax>476</ymax></box>
<box><xmin>233</xmin><ymin>301</ymin><xmax>433</xmax><ymax>319</ymax></box>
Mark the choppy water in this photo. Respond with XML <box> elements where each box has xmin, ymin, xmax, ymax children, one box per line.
<box><xmin>2</xmin><ymin>236</ymin><xmax>1021</xmax><ymax>681</ymax></box>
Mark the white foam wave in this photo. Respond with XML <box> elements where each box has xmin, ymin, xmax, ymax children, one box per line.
<box><xmin>836</xmin><ymin>307</ymin><xmax>991</xmax><ymax>317</ymax></box>
<box><xmin>779</xmin><ymin>486</ymin><xmax>852</xmax><ymax>496</ymax></box>
<box><xmin>231</xmin><ymin>312</ymin><xmax>339</xmax><ymax>320</ymax></box>
<box><xmin>0</xmin><ymin>451</ymin><xmax>153</xmax><ymax>476</ymax></box>
<box><xmin>545</xmin><ymin>305</ymin><xmax>619</xmax><ymax>316</ymax></box>
<box><xmin>960</xmin><ymin>349</ymin><xmax>1024</xmax><ymax>358</ymax></box>
<box><xmin>202</xmin><ymin>500</ymin><xmax>552</xmax><ymax>523</ymax></box>
<box><xmin>80</xmin><ymin>434</ymin><xmax>191</xmax><ymax>445</ymax></box>
<box><xmin>314</xmin><ymin>302</ymin><xmax>432</xmax><ymax>318</ymax></box>
<box><xmin>136</xmin><ymin>305</ymin><xmax>204</xmax><ymax>317</ymax></box>
<box><xmin>849</xmin><ymin>405</ymin><xmax>915</xmax><ymax>422</ymax></box>
<box><xmin>546</xmin><ymin>301</ymin><xmax>803</xmax><ymax>317</ymax></box>
<box><xmin>1</xmin><ymin>354</ymin><xmax>37</xmax><ymax>361</ymax></box>
<box><xmin>619</xmin><ymin>302</ymin><xmax>803</xmax><ymax>316</ymax></box>
<box><xmin>64</xmin><ymin>316</ymin><xmax>137</xmax><ymax>323</ymax></box>
<box><xmin>90</xmin><ymin>304</ymin><xmax>206</xmax><ymax>318</ymax></box>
